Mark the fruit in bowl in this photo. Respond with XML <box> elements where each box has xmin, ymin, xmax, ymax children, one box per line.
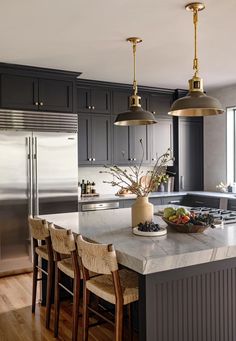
<box><xmin>162</xmin><ymin>207</ymin><xmax>214</xmax><ymax>233</ymax></box>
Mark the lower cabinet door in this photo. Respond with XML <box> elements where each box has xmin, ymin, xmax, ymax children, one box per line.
<box><xmin>151</xmin><ymin>118</ymin><xmax>173</xmax><ymax>164</ymax></box>
<box><xmin>78</xmin><ymin>114</ymin><xmax>92</xmax><ymax>165</ymax></box>
<box><xmin>91</xmin><ymin>115</ymin><xmax>111</xmax><ymax>165</ymax></box>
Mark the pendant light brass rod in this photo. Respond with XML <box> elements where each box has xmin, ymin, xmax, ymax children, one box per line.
<box><xmin>133</xmin><ymin>40</ymin><xmax>137</xmax><ymax>95</ymax></box>
<box><xmin>193</xmin><ymin>8</ymin><xmax>199</xmax><ymax>76</ymax></box>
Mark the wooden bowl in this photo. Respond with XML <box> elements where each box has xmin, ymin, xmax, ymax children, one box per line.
<box><xmin>162</xmin><ymin>217</ymin><xmax>209</xmax><ymax>233</ymax></box>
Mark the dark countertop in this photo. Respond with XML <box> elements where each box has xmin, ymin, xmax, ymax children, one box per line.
<box><xmin>78</xmin><ymin>191</ymin><xmax>236</xmax><ymax>203</ymax></box>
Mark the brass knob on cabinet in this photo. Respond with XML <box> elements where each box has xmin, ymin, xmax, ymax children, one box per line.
<box><xmin>88</xmin><ymin>106</ymin><xmax>92</xmax><ymax>109</ymax></box>
<box><xmin>40</xmin><ymin>102</ymin><xmax>43</xmax><ymax>106</ymax></box>
<box><xmin>92</xmin><ymin>106</ymin><xmax>95</xmax><ymax>110</ymax></box>
<box><xmin>35</xmin><ymin>102</ymin><xmax>39</xmax><ymax>106</ymax></box>
<box><xmin>152</xmin><ymin>111</ymin><xmax>156</xmax><ymax>114</ymax></box>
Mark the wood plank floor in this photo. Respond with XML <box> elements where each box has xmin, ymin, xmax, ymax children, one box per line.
<box><xmin>0</xmin><ymin>273</ymin><xmax>138</xmax><ymax>341</ymax></box>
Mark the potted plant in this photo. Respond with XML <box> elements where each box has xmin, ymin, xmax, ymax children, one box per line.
<box><xmin>100</xmin><ymin>140</ymin><xmax>174</xmax><ymax>227</ymax></box>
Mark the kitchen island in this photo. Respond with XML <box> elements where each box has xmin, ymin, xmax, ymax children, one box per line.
<box><xmin>41</xmin><ymin>208</ymin><xmax>236</xmax><ymax>341</ymax></box>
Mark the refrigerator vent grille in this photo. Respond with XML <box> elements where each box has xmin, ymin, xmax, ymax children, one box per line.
<box><xmin>0</xmin><ymin>110</ymin><xmax>78</xmax><ymax>132</ymax></box>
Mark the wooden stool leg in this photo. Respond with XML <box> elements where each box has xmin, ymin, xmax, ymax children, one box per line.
<box><xmin>72</xmin><ymin>277</ymin><xmax>80</xmax><ymax>341</ymax></box>
<box><xmin>54</xmin><ymin>265</ymin><xmax>61</xmax><ymax>337</ymax></box>
<box><xmin>128</xmin><ymin>304</ymin><xmax>133</xmax><ymax>341</ymax></box>
<box><xmin>82</xmin><ymin>286</ymin><xmax>90</xmax><ymax>341</ymax></box>
<box><xmin>32</xmin><ymin>253</ymin><xmax>38</xmax><ymax>313</ymax></box>
<box><xmin>115</xmin><ymin>301</ymin><xmax>123</xmax><ymax>341</ymax></box>
<box><xmin>45</xmin><ymin>260</ymin><xmax>54</xmax><ymax>329</ymax></box>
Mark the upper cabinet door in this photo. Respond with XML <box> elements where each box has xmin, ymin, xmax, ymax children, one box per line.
<box><xmin>149</xmin><ymin>93</ymin><xmax>173</xmax><ymax>117</ymax></box>
<box><xmin>77</xmin><ymin>86</ymin><xmax>91</xmax><ymax>112</ymax></box>
<box><xmin>1</xmin><ymin>74</ymin><xmax>39</xmax><ymax>111</ymax></box>
<box><xmin>38</xmin><ymin>79</ymin><xmax>73</xmax><ymax>112</ymax></box>
<box><xmin>90</xmin><ymin>88</ymin><xmax>111</xmax><ymax>114</ymax></box>
<box><xmin>113</xmin><ymin>90</ymin><xmax>130</xmax><ymax>114</ymax></box>
<box><xmin>91</xmin><ymin>115</ymin><xmax>111</xmax><ymax>165</ymax></box>
<box><xmin>77</xmin><ymin>86</ymin><xmax>111</xmax><ymax>114</ymax></box>
<box><xmin>151</xmin><ymin>118</ymin><xmax>173</xmax><ymax>164</ymax></box>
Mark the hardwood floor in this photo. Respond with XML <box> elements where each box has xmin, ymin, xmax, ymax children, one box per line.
<box><xmin>0</xmin><ymin>273</ymin><xmax>138</xmax><ymax>341</ymax></box>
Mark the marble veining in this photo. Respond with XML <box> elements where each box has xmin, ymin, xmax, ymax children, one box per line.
<box><xmin>40</xmin><ymin>207</ymin><xmax>236</xmax><ymax>275</ymax></box>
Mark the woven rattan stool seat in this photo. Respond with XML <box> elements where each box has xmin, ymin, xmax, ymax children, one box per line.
<box><xmin>86</xmin><ymin>268</ymin><xmax>138</xmax><ymax>305</ymax></box>
<box><xmin>35</xmin><ymin>245</ymin><xmax>49</xmax><ymax>260</ymax></box>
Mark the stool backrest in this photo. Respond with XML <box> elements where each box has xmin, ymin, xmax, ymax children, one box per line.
<box><xmin>77</xmin><ymin>235</ymin><xmax>118</xmax><ymax>275</ymax></box>
<box><xmin>29</xmin><ymin>216</ymin><xmax>49</xmax><ymax>240</ymax></box>
<box><xmin>49</xmin><ymin>223</ymin><xmax>76</xmax><ymax>255</ymax></box>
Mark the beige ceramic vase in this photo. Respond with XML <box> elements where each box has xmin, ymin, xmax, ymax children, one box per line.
<box><xmin>131</xmin><ymin>196</ymin><xmax>154</xmax><ymax>227</ymax></box>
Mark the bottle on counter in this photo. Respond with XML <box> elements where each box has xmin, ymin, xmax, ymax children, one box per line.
<box><xmin>86</xmin><ymin>181</ymin><xmax>91</xmax><ymax>194</ymax></box>
<box><xmin>81</xmin><ymin>179</ymin><xmax>86</xmax><ymax>195</ymax></box>
<box><xmin>91</xmin><ymin>182</ymin><xmax>96</xmax><ymax>194</ymax></box>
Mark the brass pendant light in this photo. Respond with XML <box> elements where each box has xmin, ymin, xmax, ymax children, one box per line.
<box><xmin>169</xmin><ymin>2</ymin><xmax>224</xmax><ymax>117</ymax></box>
<box><xmin>114</xmin><ymin>37</ymin><xmax>157</xmax><ymax>126</ymax></box>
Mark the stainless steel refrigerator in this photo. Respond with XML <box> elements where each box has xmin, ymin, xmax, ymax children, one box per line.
<box><xmin>0</xmin><ymin>127</ymin><xmax>78</xmax><ymax>276</ymax></box>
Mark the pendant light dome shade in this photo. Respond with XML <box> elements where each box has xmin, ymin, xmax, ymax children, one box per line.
<box><xmin>114</xmin><ymin>37</ymin><xmax>157</xmax><ymax>126</ymax></box>
<box><xmin>169</xmin><ymin>91</ymin><xmax>224</xmax><ymax>117</ymax></box>
<box><xmin>114</xmin><ymin>106</ymin><xmax>157</xmax><ymax>126</ymax></box>
<box><xmin>169</xmin><ymin>2</ymin><xmax>224</xmax><ymax>117</ymax></box>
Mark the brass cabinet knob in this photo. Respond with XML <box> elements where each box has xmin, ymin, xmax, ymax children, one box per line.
<box><xmin>40</xmin><ymin>102</ymin><xmax>43</xmax><ymax>106</ymax></box>
<box><xmin>152</xmin><ymin>111</ymin><xmax>156</xmax><ymax>114</ymax></box>
<box><xmin>88</xmin><ymin>106</ymin><xmax>92</xmax><ymax>109</ymax></box>
<box><xmin>35</xmin><ymin>102</ymin><xmax>39</xmax><ymax>106</ymax></box>
<box><xmin>92</xmin><ymin>106</ymin><xmax>95</xmax><ymax>110</ymax></box>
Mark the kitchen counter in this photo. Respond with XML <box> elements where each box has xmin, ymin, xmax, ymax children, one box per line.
<box><xmin>40</xmin><ymin>207</ymin><xmax>236</xmax><ymax>275</ymax></box>
<box><xmin>40</xmin><ymin>206</ymin><xmax>236</xmax><ymax>340</ymax></box>
<box><xmin>78</xmin><ymin>190</ymin><xmax>236</xmax><ymax>203</ymax></box>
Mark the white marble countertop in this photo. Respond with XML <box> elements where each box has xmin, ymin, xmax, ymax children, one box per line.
<box><xmin>78</xmin><ymin>191</ymin><xmax>236</xmax><ymax>203</ymax></box>
<box><xmin>40</xmin><ymin>206</ymin><xmax>236</xmax><ymax>275</ymax></box>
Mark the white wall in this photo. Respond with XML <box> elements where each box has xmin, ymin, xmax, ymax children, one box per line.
<box><xmin>78</xmin><ymin>166</ymin><xmax>151</xmax><ymax>195</ymax></box>
<box><xmin>204</xmin><ymin>84</ymin><xmax>236</xmax><ymax>191</ymax></box>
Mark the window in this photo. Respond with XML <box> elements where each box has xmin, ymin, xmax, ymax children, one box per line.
<box><xmin>227</xmin><ymin>107</ymin><xmax>236</xmax><ymax>184</ymax></box>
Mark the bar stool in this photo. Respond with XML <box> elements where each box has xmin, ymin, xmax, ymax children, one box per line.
<box><xmin>49</xmin><ymin>223</ymin><xmax>81</xmax><ymax>341</ymax></box>
<box><xmin>28</xmin><ymin>216</ymin><xmax>54</xmax><ymax>329</ymax></box>
<box><xmin>77</xmin><ymin>234</ymin><xmax>139</xmax><ymax>341</ymax></box>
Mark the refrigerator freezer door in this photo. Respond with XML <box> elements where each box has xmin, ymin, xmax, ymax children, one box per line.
<box><xmin>0</xmin><ymin>131</ymin><xmax>32</xmax><ymax>275</ymax></box>
<box><xmin>33</xmin><ymin>132</ymin><xmax>78</xmax><ymax>215</ymax></box>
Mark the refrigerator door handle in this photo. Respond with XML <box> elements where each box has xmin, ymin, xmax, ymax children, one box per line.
<box><xmin>26</xmin><ymin>136</ymin><xmax>33</xmax><ymax>216</ymax></box>
<box><xmin>33</xmin><ymin>136</ymin><xmax>39</xmax><ymax>216</ymax></box>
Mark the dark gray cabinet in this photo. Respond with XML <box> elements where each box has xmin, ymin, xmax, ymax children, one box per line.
<box><xmin>78</xmin><ymin>114</ymin><xmax>111</xmax><ymax>165</ymax></box>
<box><xmin>112</xmin><ymin>90</ymin><xmax>150</xmax><ymax>165</ymax></box>
<box><xmin>149</xmin><ymin>92</ymin><xmax>173</xmax><ymax>116</ymax></box>
<box><xmin>150</xmin><ymin>118</ymin><xmax>173</xmax><ymax>164</ymax></box>
<box><xmin>113</xmin><ymin>117</ymin><xmax>150</xmax><ymax>165</ymax></box>
<box><xmin>1</xmin><ymin>74</ymin><xmax>73</xmax><ymax>112</ymax></box>
<box><xmin>182</xmin><ymin>195</ymin><xmax>220</xmax><ymax>208</ymax></box>
<box><xmin>178</xmin><ymin>118</ymin><xmax>203</xmax><ymax>191</ymax></box>
<box><xmin>77</xmin><ymin>86</ymin><xmax>111</xmax><ymax>114</ymax></box>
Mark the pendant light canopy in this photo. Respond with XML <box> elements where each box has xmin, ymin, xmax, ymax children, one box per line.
<box><xmin>169</xmin><ymin>2</ymin><xmax>224</xmax><ymax>117</ymax></box>
<box><xmin>114</xmin><ymin>37</ymin><xmax>157</xmax><ymax>126</ymax></box>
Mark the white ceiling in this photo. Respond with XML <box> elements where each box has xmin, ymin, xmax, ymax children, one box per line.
<box><xmin>0</xmin><ymin>0</ymin><xmax>235</xmax><ymax>90</ymax></box>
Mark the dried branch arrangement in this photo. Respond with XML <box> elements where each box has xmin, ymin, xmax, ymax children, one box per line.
<box><xmin>100</xmin><ymin>139</ymin><xmax>174</xmax><ymax>197</ymax></box>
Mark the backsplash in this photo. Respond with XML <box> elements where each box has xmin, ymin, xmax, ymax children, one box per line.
<box><xmin>78</xmin><ymin>166</ymin><xmax>150</xmax><ymax>195</ymax></box>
